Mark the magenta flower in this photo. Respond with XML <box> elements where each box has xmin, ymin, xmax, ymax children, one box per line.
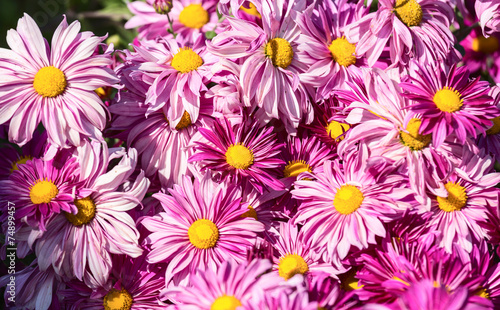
<box><xmin>0</xmin><ymin>14</ymin><xmax>119</xmax><ymax>148</ymax></box>
<box><xmin>460</xmin><ymin>29</ymin><xmax>500</xmax><ymax>82</ymax></box>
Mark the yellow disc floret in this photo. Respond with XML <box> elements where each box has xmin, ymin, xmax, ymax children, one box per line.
<box><xmin>103</xmin><ymin>288</ymin><xmax>133</xmax><ymax>310</ymax></box>
<box><xmin>472</xmin><ymin>35</ymin><xmax>499</xmax><ymax>54</ymax></box>
<box><xmin>437</xmin><ymin>181</ymin><xmax>467</xmax><ymax>212</ymax></box>
<box><xmin>265</xmin><ymin>38</ymin><xmax>294</xmax><ymax>69</ymax></box>
<box><xmin>211</xmin><ymin>295</ymin><xmax>242</xmax><ymax>310</ymax></box>
<box><xmin>179</xmin><ymin>4</ymin><xmax>209</xmax><ymax>29</ymax></box>
<box><xmin>188</xmin><ymin>219</ymin><xmax>219</xmax><ymax>249</ymax></box>
<box><xmin>283</xmin><ymin>160</ymin><xmax>312</xmax><ymax>178</ymax></box>
<box><xmin>328</xmin><ymin>37</ymin><xmax>357</xmax><ymax>67</ymax></box>
<box><xmin>333</xmin><ymin>185</ymin><xmax>364</xmax><ymax>215</ymax></box>
<box><xmin>175</xmin><ymin>111</ymin><xmax>192</xmax><ymax>130</ymax></box>
<box><xmin>33</xmin><ymin>66</ymin><xmax>67</xmax><ymax>98</ymax></box>
<box><xmin>10</xmin><ymin>156</ymin><xmax>32</xmax><ymax>173</ymax></box>
<box><xmin>400</xmin><ymin>118</ymin><xmax>432</xmax><ymax>151</ymax></box>
<box><xmin>278</xmin><ymin>254</ymin><xmax>309</xmax><ymax>280</ymax></box>
<box><xmin>486</xmin><ymin>116</ymin><xmax>500</xmax><ymax>135</ymax></box>
<box><xmin>30</xmin><ymin>179</ymin><xmax>59</xmax><ymax>204</ymax></box>
<box><xmin>225</xmin><ymin>143</ymin><xmax>254</xmax><ymax>170</ymax></box>
<box><xmin>433</xmin><ymin>86</ymin><xmax>463</xmax><ymax>113</ymax></box>
<box><xmin>240</xmin><ymin>2</ymin><xmax>261</xmax><ymax>18</ymax></box>
<box><xmin>240</xmin><ymin>205</ymin><xmax>258</xmax><ymax>220</ymax></box>
<box><xmin>394</xmin><ymin>0</ymin><xmax>423</xmax><ymax>27</ymax></box>
<box><xmin>65</xmin><ymin>197</ymin><xmax>96</xmax><ymax>226</ymax></box>
<box><xmin>171</xmin><ymin>47</ymin><xmax>204</xmax><ymax>73</ymax></box>
<box><xmin>326</xmin><ymin>120</ymin><xmax>351</xmax><ymax>140</ymax></box>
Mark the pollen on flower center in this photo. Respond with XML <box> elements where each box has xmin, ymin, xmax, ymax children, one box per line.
<box><xmin>326</xmin><ymin>120</ymin><xmax>351</xmax><ymax>140</ymax></box>
<box><xmin>334</xmin><ymin>185</ymin><xmax>364</xmax><ymax>215</ymax></box>
<box><xmin>278</xmin><ymin>254</ymin><xmax>309</xmax><ymax>280</ymax></box>
<box><xmin>433</xmin><ymin>86</ymin><xmax>463</xmax><ymax>113</ymax></box>
<box><xmin>476</xmin><ymin>287</ymin><xmax>490</xmax><ymax>299</ymax></box>
<box><xmin>393</xmin><ymin>0</ymin><xmax>423</xmax><ymax>27</ymax></box>
<box><xmin>265</xmin><ymin>38</ymin><xmax>294</xmax><ymax>69</ymax></box>
<box><xmin>283</xmin><ymin>160</ymin><xmax>312</xmax><ymax>178</ymax></box>
<box><xmin>29</xmin><ymin>179</ymin><xmax>59</xmax><ymax>204</ymax></box>
<box><xmin>240</xmin><ymin>2</ymin><xmax>261</xmax><ymax>18</ymax></box>
<box><xmin>328</xmin><ymin>37</ymin><xmax>357</xmax><ymax>67</ymax></box>
<box><xmin>33</xmin><ymin>66</ymin><xmax>67</xmax><ymax>98</ymax></box>
<box><xmin>10</xmin><ymin>156</ymin><xmax>32</xmax><ymax>173</ymax></box>
<box><xmin>472</xmin><ymin>35</ymin><xmax>499</xmax><ymax>54</ymax></box>
<box><xmin>486</xmin><ymin>116</ymin><xmax>500</xmax><ymax>135</ymax></box>
<box><xmin>175</xmin><ymin>111</ymin><xmax>192</xmax><ymax>129</ymax></box>
<box><xmin>179</xmin><ymin>4</ymin><xmax>209</xmax><ymax>29</ymax></box>
<box><xmin>188</xmin><ymin>219</ymin><xmax>219</xmax><ymax>249</ymax></box>
<box><xmin>225</xmin><ymin>143</ymin><xmax>254</xmax><ymax>170</ymax></box>
<box><xmin>240</xmin><ymin>205</ymin><xmax>258</xmax><ymax>220</ymax></box>
<box><xmin>65</xmin><ymin>197</ymin><xmax>96</xmax><ymax>226</ymax></box>
<box><xmin>103</xmin><ymin>288</ymin><xmax>133</xmax><ymax>310</ymax></box>
<box><xmin>171</xmin><ymin>47</ymin><xmax>204</xmax><ymax>74</ymax></box>
<box><xmin>437</xmin><ymin>181</ymin><xmax>467</xmax><ymax>212</ymax></box>
<box><xmin>210</xmin><ymin>295</ymin><xmax>242</xmax><ymax>310</ymax></box>
<box><xmin>400</xmin><ymin>118</ymin><xmax>431</xmax><ymax>151</ymax></box>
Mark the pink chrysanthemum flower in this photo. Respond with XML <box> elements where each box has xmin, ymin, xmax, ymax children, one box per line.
<box><xmin>305</xmin><ymin>99</ymin><xmax>352</xmax><ymax>148</ymax></box>
<box><xmin>297</xmin><ymin>0</ymin><xmax>367</xmax><ymax>99</ymax></box>
<box><xmin>124</xmin><ymin>34</ymin><xmax>217</xmax><ymax>127</ymax></box>
<box><xmin>268</xmin><ymin>222</ymin><xmax>346</xmax><ymax>281</ymax></box>
<box><xmin>28</xmin><ymin>142</ymin><xmax>149</xmax><ymax>289</ymax></box>
<box><xmin>401</xmin><ymin>62</ymin><xmax>500</xmax><ymax>147</ymax></box>
<box><xmin>344</xmin><ymin>0</ymin><xmax>456</xmax><ymax>67</ymax></box>
<box><xmin>0</xmin><ymin>155</ymin><xmax>82</xmax><ymax>231</ymax></box>
<box><xmin>126</xmin><ymin>0</ymin><xmax>219</xmax><ymax>42</ymax></box>
<box><xmin>477</xmin><ymin>86</ymin><xmax>500</xmax><ymax>161</ymax></box>
<box><xmin>468</xmin><ymin>242</ymin><xmax>500</xmax><ymax>307</ymax></box>
<box><xmin>166</xmin><ymin>259</ymin><xmax>280</xmax><ymax>309</ymax></box>
<box><xmin>189</xmin><ymin>118</ymin><xmax>285</xmax><ymax>193</ymax></box>
<box><xmin>476</xmin><ymin>0</ymin><xmax>500</xmax><ymax>37</ymax></box>
<box><xmin>426</xmin><ymin>150</ymin><xmax>500</xmax><ymax>253</ymax></box>
<box><xmin>0</xmin><ymin>131</ymin><xmax>47</xmax><ymax>180</ymax></box>
<box><xmin>141</xmin><ymin>174</ymin><xmax>264</xmax><ymax>285</ymax></box>
<box><xmin>208</xmin><ymin>0</ymin><xmax>313</xmax><ymax>134</ymax></box>
<box><xmin>461</xmin><ymin>29</ymin><xmax>500</xmax><ymax>82</ymax></box>
<box><xmin>0</xmin><ymin>14</ymin><xmax>119</xmax><ymax>147</ymax></box>
<box><xmin>292</xmin><ymin>145</ymin><xmax>409</xmax><ymax>260</ymax></box>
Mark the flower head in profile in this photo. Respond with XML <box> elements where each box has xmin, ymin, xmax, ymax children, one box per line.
<box><xmin>0</xmin><ymin>14</ymin><xmax>119</xmax><ymax>148</ymax></box>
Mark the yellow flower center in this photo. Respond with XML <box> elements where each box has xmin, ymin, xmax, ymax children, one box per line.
<box><xmin>326</xmin><ymin>120</ymin><xmax>350</xmax><ymax>140</ymax></box>
<box><xmin>486</xmin><ymin>116</ymin><xmax>500</xmax><ymax>135</ymax></box>
<box><xmin>240</xmin><ymin>205</ymin><xmax>258</xmax><ymax>220</ymax></box>
<box><xmin>179</xmin><ymin>4</ymin><xmax>209</xmax><ymax>29</ymax></box>
<box><xmin>175</xmin><ymin>111</ymin><xmax>192</xmax><ymax>130</ymax></box>
<box><xmin>393</xmin><ymin>0</ymin><xmax>423</xmax><ymax>27</ymax></box>
<box><xmin>339</xmin><ymin>269</ymin><xmax>363</xmax><ymax>291</ymax></box>
<box><xmin>283</xmin><ymin>160</ymin><xmax>312</xmax><ymax>178</ymax></box>
<box><xmin>333</xmin><ymin>185</ymin><xmax>364</xmax><ymax>215</ymax></box>
<box><xmin>103</xmin><ymin>288</ymin><xmax>133</xmax><ymax>310</ymax></box>
<box><xmin>433</xmin><ymin>87</ymin><xmax>463</xmax><ymax>113</ymax></box>
<box><xmin>476</xmin><ymin>287</ymin><xmax>490</xmax><ymax>299</ymax></box>
<box><xmin>472</xmin><ymin>35</ymin><xmax>499</xmax><ymax>54</ymax></box>
<box><xmin>437</xmin><ymin>181</ymin><xmax>467</xmax><ymax>212</ymax></box>
<box><xmin>240</xmin><ymin>2</ymin><xmax>261</xmax><ymax>18</ymax></box>
<box><xmin>210</xmin><ymin>295</ymin><xmax>242</xmax><ymax>310</ymax></box>
<box><xmin>33</xmin><ymin>66</ymin><xmax>67</xmax><ymax>98</ymax></box>
<box><xmin>171</xmin><ymin>47</ymin><xmax>204</xmax><ymax>74</ymax></box>
<box><xmin>328</xmin><ymin>37</ymin><xmax>357</xmax><ymax>67</ymax></box>
<box><xmin>29</xmin><ymin>179</ymin><xmax>59</xmax><ymax>204</ymax></box>
<box><xmin>10</xmin><ymin>156</ymin><xmax>32</xmax><ymax>173</ymax></box>
<box><xmin>188</xmin><ymin>219</ymin><xmax>219</xmax><ymax>249</ymax></box>
<box><xmin>278</xmin><ymin>254</ymin><xmax>309</xmax><ymax>280</ymax></box>
<box><xmin>400</xmin><ymin>118</ymin><xmax>431</xmax><ymax>151</ymax></box>
<box><xmin>225</xmin><ymin>143</ymin><xmax>254</xmax><ymax>170</ymax></box>
<box><xmin>265</xmin><ymin>38</ymin><xmax>294</xmax><ymax>69</ymax></box>
<box><xmin>65</xmin><ymin>197</ymin><xmax>96</xmax><ymax>226</ymax></box>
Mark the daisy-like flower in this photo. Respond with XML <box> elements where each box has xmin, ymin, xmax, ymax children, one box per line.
<box><xmin>297</xmin><ymin>0</ymin><xmax>367</xmax><ymax>99</ymax></box>
<box><xmin>125</xmin><ymin>0</ymin><xmax>219</xmax><ymax>42</ymax></box>
<box><xmin>189</xmin><ymin>117</ymin><xmax>285</xmax><ymax>193</ymax></box>
<box><xmin>476</xmin><ymin>86</ymin><xmax>500</xmax><ymax>161</ymax></box>
<box><xmin>141</xmin><ymin>174</ymin><xmax>264</xmax><ymax>285</ymax></box>
<box><xmin>292</xmin><ymin>144</ymin><xmax>409</xmax><ymax>260</ymax></box>
<box><xmin>344</xmin><ymin>0</ymin><xmax>456</xmax><ymax>67</ymax></box>
<box><xmin>29</xmin><ymin>142</ymin><xmax>149</xmax><ymax>289</ymax></box>
<box><xmin>166</xmin><ymin>259</ymin><xmax>280</xmax><ymax>309</ymax></box>
<box><xmin>401</xmin><ymin>62</ymin><xmax>500</xmax><ymax>147</ymax></box>
<box><xmin>476</xmin><ymin>0</ymin><xmax>500</xmax><ymax>37</ymax></box>
<box><xmin>0</xmin><ymin>155</ymin><xmax>82</xmax><ymax>231</ymax></box>
<box><xmin>0</xmin><ymin>14</ymin><xmax>119</xmax><ymax>148</ymax></box>
<box><xmin>208</xmin><ymin>0</ymin><xmax>313</xmax><ymax>134</ymax></box>
<box><xmin>461</xmin><ymin>29</ymin><xmax>500</xmax><ymax>82</ymax></box>
<box><xmin>124</xmin><ymin>34</ymin><xmax>217</xmax><ymax>127</ymax></box>
<box><xmin>268</xmin><ymin>222</ymin><xmax>346</xmax><ymax>281</ymax></box>
<box><xmin>426</xmin><ymin>149</ymin><xmax>500</xmax><ymax>253</ymax></box>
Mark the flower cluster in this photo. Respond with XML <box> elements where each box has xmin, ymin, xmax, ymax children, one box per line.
<box><xmin>2</xmin><ymin>0</ymin><xmax>500</xmax><ymax>309</ymax></box>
